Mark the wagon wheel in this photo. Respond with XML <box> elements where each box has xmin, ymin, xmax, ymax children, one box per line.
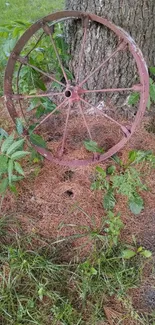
<box><xmin>4</xmin><ymin>11</ymin><xmax>149</xmax><ymax>168</ymax></box>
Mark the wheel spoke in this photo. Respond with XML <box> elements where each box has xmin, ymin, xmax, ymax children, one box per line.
<box><xmin>17</xmin><ymin>56</ymin><xmax>65</xmax><ymax>87</ymax></box>
<box><xmin>80</xmin><ymin>84</ymin><xmax>142</xmax><ymax>94</ymax></box>
<box><xmin>76</xmin><ymin>16</ymin><xmax>89</xmax><ymax>84</ymax></box>
<box><xmin>33</xmin><ymin>98</ymin><xmax>68</xmax><ymax>130</ymax></box>
<box><xmin>78</xmin><ymin>101</ymin><xmax>92</xmax><ymax>139</ymax></box>
<box><xmin>79</xmin><ymin>41</ymin><xmax>126</xmax><ymax>87</ymax></box>
<box><xmin>12</xmin><ymin>92</ymin><xmax>64</xmax><ymax>100</ymax></box>
<box><xmin>80</xmin><ymin>97</ymin><xmax>131</xmax><ymax>137</ymax></box>
<box><xmin>58</xmin><ymin>101</ymin><xmax>72</xmax><ymax>157</ymax></box>
<box><xmin>42</xmin><ymin>23</ymin><xmax>69</xmax><ymax>85</ymax></box>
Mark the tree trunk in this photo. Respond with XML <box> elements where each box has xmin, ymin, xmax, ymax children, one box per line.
<box><xmin>65</xmin><ymin>0</ymin><xmax>155</xmax><ymax>106</ymax></box>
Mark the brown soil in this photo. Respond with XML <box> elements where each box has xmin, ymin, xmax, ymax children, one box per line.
<box><xmin>1</xmin><ymin>96</ymin><xmax>155</xmax><ymax>324</ymax></box>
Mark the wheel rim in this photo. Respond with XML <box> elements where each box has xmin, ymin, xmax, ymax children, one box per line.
<box><xmin>4</xmin><ymin>10</ymin><xmax>149</xmax><ymax>168</ymax></box>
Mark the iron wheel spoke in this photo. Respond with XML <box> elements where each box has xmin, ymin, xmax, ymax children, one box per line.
<box><xmin>76</xmin><ymin>16</ymin><xmax>89</xmax><ymax>84</ymax></box>
<box><xmin>80</xmin><ymin>97</ymin><xmax>131</xmax><ymax>137</ymax></box>
<box><xmin>17</xmin><ymin>56</ymin><xmax>65</xmax><ymax>87</ymax></box>
<box><xmin>79</xmin><ymin>41</ymin><xmax>126</xmax><ymax>87</ymax></box>
<box><xmin>42</xmin><ymin>23</ymin><xmax>69</xmax><ymax>85</ymax></box>
<box><xmin>58</xmin><ymin>101</ymin><xmax>72</xmax><ymax>157</ymax></box>
<box><xmin>33</xmin><ymin>98</ymin><xmax>68</xmax><ymax>131</ymax></box>
<box><xmin>78</xmin><ymin>101</ymin><xmax>92</xmax><ymax>139</ymax></box>
<box><xmin>11</xmin><ymin>92</ymin><xmax>64</xmax><ymax>100</ymax></box>
<box><xmin>80</xmin><ymin>84</ymin><xmax>142</xmax><ymax>94</ymax></box>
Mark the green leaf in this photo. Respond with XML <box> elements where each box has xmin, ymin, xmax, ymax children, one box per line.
<box><xmin>11</xmin><ymin>175</ymin><xmax>23</xmax><ymax>182</ymax></box>
<box><xmin>0</xmin><ymin>178</ymin><xmax>9</xmax><ymax>194</ymax></box>
<box><xmin>122</xmin><ymin>249</ymin><xmax>136</xmax><ymax>259</ymax></box>
<box><xmin>16</xmin><ymin>118</ymin><xmax>24</xmax><ymax>135</ymax></box>
<box><xmin>0</xmin><ymin>155</ymin><xmax>8</xmax><ymax>173</ymax></box>
<box><xmin>96</xmin><ymin>166</ymin><xmax>106</xmax><ymax>177</ymax></box>
<box><xmin>35</xmin><ymin>79</ymin><xmax>46</xmax><ymax>91</ymax></box>
<box><xmin>149</xmin><ymin>67</ymin><xmax>155</xmax><ymax>76</ymax></box>
<box><xmin>128</xmin><ymin>92</ymin><xmax>140</xmax><ymax>105</ymax></box>
<box><xmin>30</xmin><ymin>133</ymin><xmax>46</xmax><ymax>148</ymax></box>
<box><xmin>103</xmin><ymin>190</ymin><xmax>116</xmax><ymax>210</ymax></box>
<box><xmin>111</xmin><ymin>154</ymin><xmax>123</xmax><ymax>166</ymax></box>
<box><xmin>11</xmin><ymin>151</ymin><xmax>30</xmax><ymax>160</ymax></box>
<box><xmin>128</xmin><ymin>150</ymin><xmax>137</xmax><ymax>163</ymax></box>
<box><xmin>9</xmin><ymin>184</ymin><xmax>18</xmax><ymax>195</ymax></box>
<box><xmin>14</xmin><ymin>162</ymin><xmax>24</xmax><ymax>176</ymax></box>
<box><xmin>84</xmin><ymin>140</ymin><xmax>104</xmax><ymax>153</ymax></box>
<box><xmin>0</xmin><ymin>128</ymin><xmax>8</xmax><ymax>138</ymax></box>
<box><xmin>27</xmin><ymin>98</ymin><xmax>40</xmax><ymax>112</ymax></box>
<box><xmin>141</xmin><ymin>250</ymin><xmax>152</xmax><ymax>258</ymax></box>
<box><xmin>149</xmin><ymin>78</ymin><xmax>155</xmax><ymax>102</ymax></box>
<box><xmin>8</xmin><ymin>159</ymin><xmax>13</xmax><ymax>185</ymax></box>
<box><xmin>129</xmin><ymin>195</ymin><xmax>144</xmax><ymax>215</ymax></box>
<box><xmin>7</xmin><ymin>139</ymin><xmax>24</xmax><ymax>155</ymax></box>
<box><xmin>107</xmin><ymin>165</ymin><xmax>116</xmax><ymax>175</ymax></box>
<box><xmin>1</xmin><ymin>133</ymin><xmax>14</xmax><ymax>153</ymax></box>
<box><xmin>147</xmin><ymin>95</ymin><xmax>151</xmax><ymax>110</ymax></box>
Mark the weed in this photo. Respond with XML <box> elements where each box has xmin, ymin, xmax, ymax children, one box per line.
<box><xmin>0</xmin><ymin>132</ymin><xmax>30</xmax><ymax>199</ymax></box>
<box><xmin>128</xmin><ymin>67</ymin><xmax>155</xmax><ymax>109</ymax></box>
<box><xmin>91</xmin><ymin>150</ymin><xmax>155</xmax><ymax>214</ymax></box>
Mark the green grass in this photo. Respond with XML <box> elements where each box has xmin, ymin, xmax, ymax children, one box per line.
<box><xmin>0</xmin><ymin>0</ymin><xmax>64</xmax><ymax>24</ymax></box>
<box><xmin>0</xmin><ymin>214</ymin><xmax>153</xmax><ymax>325</ymax></box>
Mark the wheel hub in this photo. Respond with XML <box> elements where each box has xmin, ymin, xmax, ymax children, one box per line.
<box><xmin>64</xmin><ymin>85</ymin><xmax>83</xmax><ymax>102</ymax></box>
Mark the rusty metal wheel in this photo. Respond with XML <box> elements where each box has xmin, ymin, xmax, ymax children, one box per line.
<box><xmin>4</xmin><ymin>11</ymin><xmax>149</xmax><ymax>167</ymax></box>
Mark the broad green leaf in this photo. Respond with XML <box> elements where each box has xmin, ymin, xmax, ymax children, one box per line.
<box><xmin>30</xmin><ymin>133</ymin><xmax>46</xmax><ymax>148</ymax></box>
<box><xmin>107</xmin><ymin>165</ymin><xmax>116</xmax><ymax>175</ymax></box>
<box><xmin>128</xmin><ymin>92</ymin><xmax>140</xmax><ymax>105</ymax></box>
<box><xmin>8</xmin><ymin>159</ymin><xmax>13</xmax><ymax>184</ymax></box>
<box><xmin>122</xmin><ymin>249</ymin><xmax>136</xmax><ymax>259</ymax></box>
<box><xmin>11</xmin><ymin>151</ymin><xmax>30</xmax><ymax>160</ymax></box>
<box><xmin>7</xmin><ymin>139</ymin><xmax>24</xmax><ymax>155</ymax></box>
<box><xmin>35</xmin><ymin>79</ymin><xmax>46</xmax><ymax>91</ymax></box>
<box><xmin>103</xmin><ymin>190</ymin><xmax>116</xmax><ymax>210</ymax></box>
<box><xmin>1</xmin><ymin>133</ymin><xmax>14</xmax><ymax>153</ymax></box>
<box><xmin>84</xmin><ymin>140</ymin><xmax>104</xmax><ymax>153</ymax></box>
<box><xmin>16</xmin><ymin>118</ymin><xmax>24</xmax><ymax>135</ymax></box>
<box><xmin>0</xmin><ymin>178</ymin><xmax>8</xmax><ymax>194</ymax></box>
<box><xmin>14</xmin><ymin>161</ymin><xmax>24</xmax><ymax>176</ymax></box>
<box><xmin>0</xmin><ymin>155</ymin><xmax>8</xmax><ymax>173</ymax></box>
<box><xmin>129</xmin><ymin>195</ymin><xmax>144</xmax><ymax>215</ymax></box>
<box><xmin>141</xmin><ymin>250</ymin><xmax>152</xmax><ymax>258</ymax></box>
<box><xmin>96</xmin><ymin>166</ymin><xmax>106</xmax><ymax>177</ymax></box>
<box><xmin>35</xmin><ymin>105</ymin><xmax>45</xmax><ymax>118</ymax></box>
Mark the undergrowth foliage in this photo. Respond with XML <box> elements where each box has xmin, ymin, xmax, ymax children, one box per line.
<box><xmin>0</xmin><ymin>133</ymin><xmax>29</xmax><ymax>196</ymax></box>
<box><xmin>91</xmin><ymin>150</ymin><xmax>155</xmax><ymax>214</ymax></box>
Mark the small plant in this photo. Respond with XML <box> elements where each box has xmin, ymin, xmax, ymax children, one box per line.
<box><xmin>128</xmin><ymin>67</ymin><xmax>155</xmax><ymax>108</ymax></box>
<box><xmin>0</xmin><ymin>132</ymin><xmax>29</xmax><ymax>196</ymax></box>
<box><xmin>91</xmin><ymin>150</ymin><xmax>155</xmax><ymax>214</ymax></box>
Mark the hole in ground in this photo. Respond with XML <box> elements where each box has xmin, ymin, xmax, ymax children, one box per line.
<box><xmin>64</xmin><ymin>190</ymin><xmax>74</xmax><ymax>197</ymax></box>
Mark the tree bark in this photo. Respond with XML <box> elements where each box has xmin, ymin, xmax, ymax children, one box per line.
<box><xmin>65</xmin><ymin>0</ymin><xmax>155</xmax><ymax>105</ymax></box>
